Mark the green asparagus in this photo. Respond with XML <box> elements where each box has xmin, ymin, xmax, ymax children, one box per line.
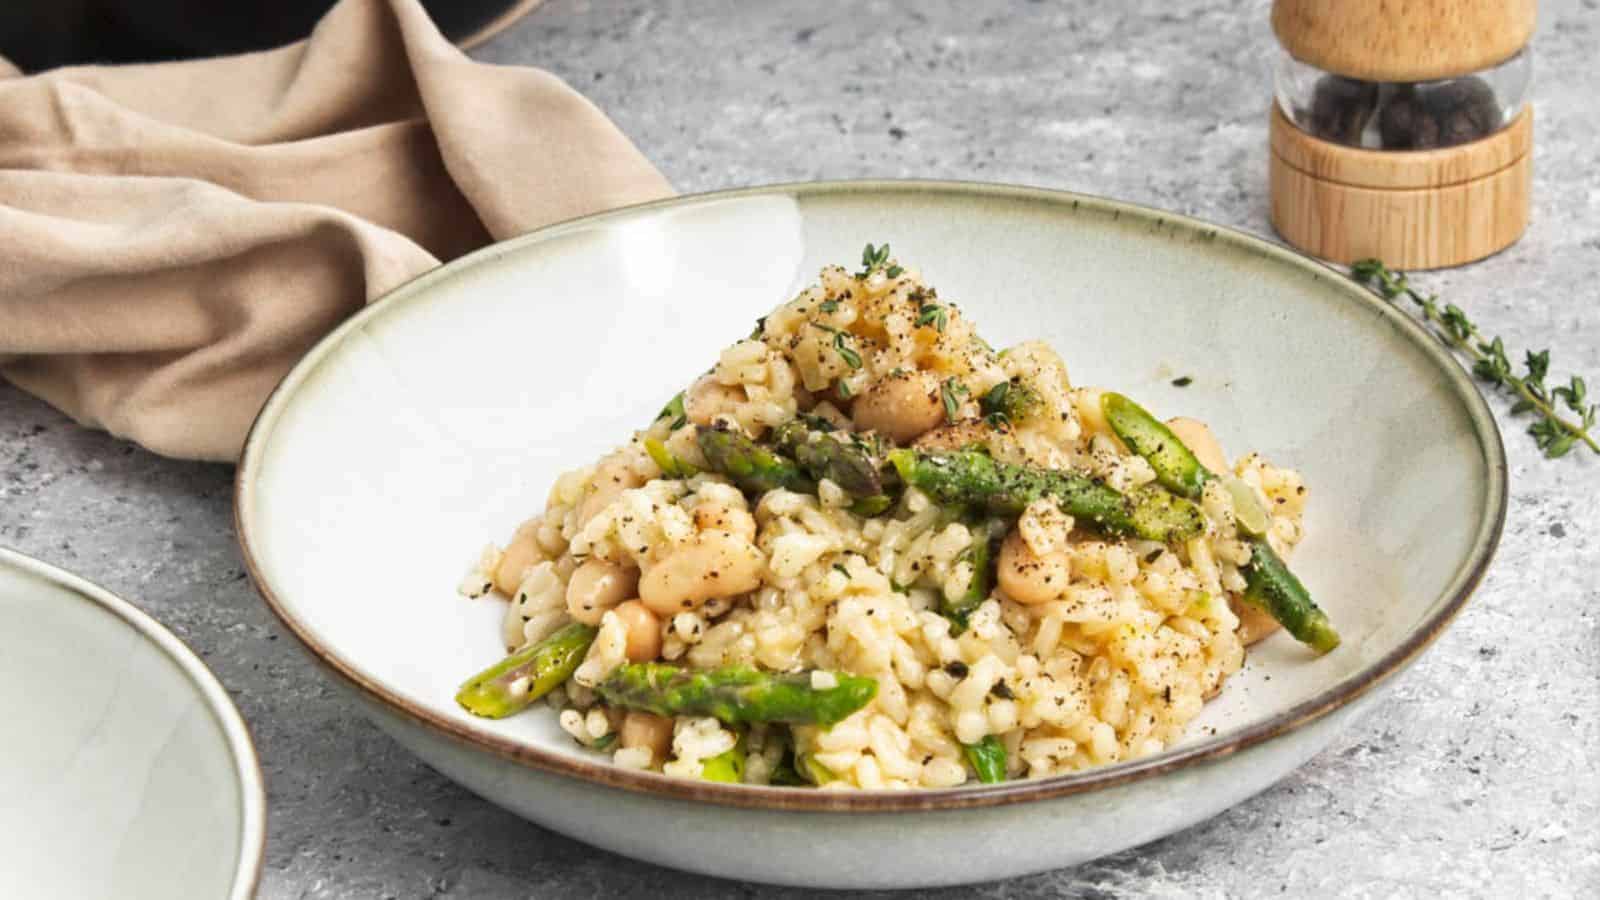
<box><xmin>1242</xmin><ymin>538</ymin><xmax>1341</xmax><ymax>653</ymax></box>
<box><xmin>963</xmin><ymin>735</ymin><xmax>1007</xmax><ymax>784</ymax></box>
<box><xmin>1099</xmin><ymin>392</ymin><xmax>1340</xmax><ymax>654</ymax></box>
<box><xmin>643</xmin><ymin>437</ymin><xmax>698</xmax><ymax>479</ymax></box>
<box><xmin>942</xmin><ymin>519</ymin><xmax>1002</xmax><ymax>631</ymax></box>
<box><xmin>848</xmin><ymin>494</ymin><xmax>895</xmax><ymax>517</ymax></box>
<box><xmin>455</xmin><ymin>622</ymin><xmax>597</xmax><ymax>719</ymax></box>
<box><xmin>695</xmin><ymin>424</ymin><xmax>815</xmax><ymax>494</ymax></box>
<box><xmin>596</xmin><ymin>663</ymin><xmax>877</xmax><ymax>727</ymax></box>
<box><xmin>1100</xmin><ymin>392</ymin><xmax>1208</xmax><ymax>498</ymax></box>
<box><xmin>796</xmin><ymin>750</ymin><xmax>836</xmax><ymax>785</ymax></box>
<box><xmin>655</xmin><ymin>391</ymin><xmax>688</xmax><ymax>430</ymax></box>
<box><xmin>773</xmin><ymin>420</ymin><xmax>884</xmax><ymax>497</ymax></box>
<box><xmin>700</xmin><ymin>733</ymin><xmax>748</xmax><ymax>783</ymax></box>
<box><xmin>886</xmin><ymin>448</ymin><xmax>1205</xmax><ymax>543</ymax></box>
<box><xmin>767</xmin><ymin>752</ymin><xmax>809</xmax><ymax>786</ymax></box>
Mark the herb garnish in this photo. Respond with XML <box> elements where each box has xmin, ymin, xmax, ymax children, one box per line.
<box><xmin>980</xmin><ymin>383</ymin><xmax>1012</xmax><ymax>428</ymax></box>
<box><xmin>857</xmin><ymin>242</ymin><xmax>892</xmax><ymax>278</ymax></box>
<box><xmin>1171</xmin><ymin>376</ymin><xmax>1193</xmax><ymax>388</ymax></box>
<box><xmin>819</xmin><ymin>299</ymin><xmax>840</xmax><ymax>313</ymax></box>
<box><xmin>941</xmin><ymin>377</ymin><xmax>969</xmax><ymax>421</ymax></box>
<box><xmin>1351</xmin><ymin>260</ymin><xmax>1598</xmax><ymax>458</ymax></box>
<box><xmin>886</xmin><ymin>265</ymin><xmax>904</xmax><ymax>279</ymax></box>
<box><xmin>915</xmin><ymin>303</ymin><xmax>948</xmax><ymax>333</ymax></box>
<box><xmin>834</xmin><ymin>332</ymin><xmax>863</xmax><ymax>369</ymax></box>
<box><xmin>981</xmin><ymin>381</ymin><xmax>1011</xmax><ymax>413</ymax></box>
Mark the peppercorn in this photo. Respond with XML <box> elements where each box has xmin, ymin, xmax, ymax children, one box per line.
<box><xmin>1378</xmin><ymin>77</ymin><xmax>1503</xmax><ymax>150</ymax></box>
<box><xmin>1294</xmin><ymin>73</ymin><xmax>1504</xmax><ymax>151</ymax></box>
<box><xmin>1300</xmin><ymin>75</ymin><xmax>1378</xmax><ymax>146</ymax></box>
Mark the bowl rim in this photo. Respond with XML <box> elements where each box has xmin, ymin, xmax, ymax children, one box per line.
<box><xmin>234</xmin><ymin>179</ymin><xmax>1507</xmax><ymax>813</ymax></box>
<box><xmin>0</xmin><ymin>545</ymin><xmax>267</xmax><ymax>895</ymax></box>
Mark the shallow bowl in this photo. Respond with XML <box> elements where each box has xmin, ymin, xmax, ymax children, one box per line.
<box><xmin>0</xmin><ymin>547</ymin><xmax>265</xmax><ymax>899</ymax></box>
<box><xmin>236</xmin><ymin>181</ymin><xmax>1505</xmax><ymax>889</ymax></box>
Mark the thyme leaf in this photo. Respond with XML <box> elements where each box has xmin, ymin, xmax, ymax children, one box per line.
<box><xmin>1350</xmin><ymin>259</ymin><xmax>1598</xmax><ymax>459</ymax></box>
<box><xmin>941</xmin><ymin>377</ymin><xmax>969</xmax><ymax>421</ymax></box>
<box><xmin>833</xmin><ymin>332</ymin><xmax>862</xmax><ymax>369</ymax></box>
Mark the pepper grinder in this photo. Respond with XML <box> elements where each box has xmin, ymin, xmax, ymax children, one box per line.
<box><xmin>1268</xmin><ymin>1</ymin><xmax>1535</xmax><ymax>268</ymax></box>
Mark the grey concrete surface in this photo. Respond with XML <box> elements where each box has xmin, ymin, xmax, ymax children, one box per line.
<box><xmin>3</xmin><ymin>0</ymin><xmax>1598</xmax><ymax>896</ymax></box>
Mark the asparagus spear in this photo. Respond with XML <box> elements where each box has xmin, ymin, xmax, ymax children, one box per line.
<box><xmin>596</xmin><ymin>663</ymin><xmax>877</xmax><ymax>727</ymax></box>
<box><xmin>700</xmin><ymin>733</ymin><xmax>748</xmax><ymax>783</ymax></box>
<box><xmin>643</xmin><ymin>437</ymin><xmax>698</xmax><ymax>478</ymax></box>
<box><xmin>455</xmin><ymin>622</ymin><xmax>598</xmax><ymax>719</ymax></box>
<box><xmin>767</xmin><ymin>755</ymin><xmax>808</xmax><ymax>786</ymax></box>
<box><xmin>765</xmin><ymin>731</ymin><xmax>834</xmax><ymax>786</ymax></box>
<box><xmin>885</xmin><ymin>448</ymin><xmax>1205</xmax><ymax>543</ymax></box>
<box><xmin>1242</xmin><ymin>538</ymin><xmax>1341</xmax><ymax>654</ymax></box>
<box><xmin>848</xmin><ymin>494</ymin><xmax>895</xmax><ymax>517</ymax></box>
<box><xmin>794</xmin><ymin>747</ymin><xmax>837</xmax><ymax>786</ymax></box>
<box><xmin>1100</xmin><ymin>392</ymin><xmax>1209</xmax><ymax>498</ymax></box>
<box><xmin>963</xmin><ymin>735</ymin><xmax>1007</xmax><ymax>784</ymax></box>
<box><xmin>1098</xmin><ymin>392</ymin><xmax>1340</xmax><ymax>654</ymax></box>
<box><xmin>942</xmin><ymin>519</ymin><xmax>1002</xmax><ymax>631</ymax></box>
<box><xmin>772</xmin><ymin>420</ymin><xmax>884</xmax><ymax>498</ymax></box>
<box><xmin>695</xmin><ymin>424</ymin><xmax>815</xmax><ymax>494</ymax></box>
<box><xmin>655</xmin><ymin>391</ymin><xmax>688</xmax><ymax>430</ymax></box>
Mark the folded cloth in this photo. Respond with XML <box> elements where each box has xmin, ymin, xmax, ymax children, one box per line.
<box><xmin>0</xmin><ymin>0</ymin><xmax>672</xmax><ymax>461</ymax></box>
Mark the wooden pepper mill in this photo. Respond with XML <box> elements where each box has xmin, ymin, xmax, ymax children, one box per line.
<box><xmin>1268</xmin><ymin>0</ymin><xmax>1535</xmax><ymax>268</ymax></box>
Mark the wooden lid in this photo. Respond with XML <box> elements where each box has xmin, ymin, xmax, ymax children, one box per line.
<box><xmin>1273</xmin><ymin>1</ymin><xmax>1536</xmax><ymax>82</ymax></box>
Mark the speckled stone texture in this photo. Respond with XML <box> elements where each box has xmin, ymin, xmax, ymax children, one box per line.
<box><xmin>3</xmin><ymin>1</ymin><xmax>1597</xmax><ymax>896</ymax></box>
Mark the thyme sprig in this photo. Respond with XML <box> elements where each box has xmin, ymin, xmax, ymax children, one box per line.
<box><xmin>941</xmin><ymin>377</ymin><xmax>969</xmax><ymax>421</ymax></box>
<box><xmin>1350</xmin><ymin>259</ymin><xmax>1598</xmax><ymax>459</ymax></box>
<box><xmin>857</xmin><ymin>242</ymin><xmax>891</xmax><ymax>278</ymax></box>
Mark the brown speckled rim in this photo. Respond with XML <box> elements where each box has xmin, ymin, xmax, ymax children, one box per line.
<box><xmin>0</xmin><ymin>546</ymin><xmax>267</xmax><ymax>896</ymax></box>
<box><xmin>235</xmin><ymin>180</ymin><xmax>1507</xmax><ymax>813</ymax></box>
<box><xmin>455</xmin><ymin>0</ymin><xmax>546</xmax><ymax>51</ymax></box>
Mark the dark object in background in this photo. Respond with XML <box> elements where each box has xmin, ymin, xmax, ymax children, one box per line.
<box><xmin>0</xmin><ymin>0</ymin><xmax>535</xmax><ymax>72</ymax></box>
<box><xmin>1378</xmin><ymin>78</ymin><xmax>1503</xmax><ymax>150</ymax></box>
<box><xmin>1303</xmin><ymin>75</ymin><xmax>1379</xmax><ymax>145</ymax></box>
<box><xmin>1295</xmin><ymin>72</ymin><xmax>1505</xmax><ymax>151</ymax></box>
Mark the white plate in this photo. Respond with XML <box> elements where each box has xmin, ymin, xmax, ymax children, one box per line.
<box><xmin>236</xmin><ymin>181</ymin><xmax>1504</xmax><ymax>888</ymax></box>
<box><xmin>0</xmin><ymin>547</ymin><xmax>265</xmax><ymax>899</ymax></box>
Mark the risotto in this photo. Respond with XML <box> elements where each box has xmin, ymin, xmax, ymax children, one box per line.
<box><xmin>454</xmin><ymin>245</ymin><xmax>1338</xmax><ymax>790</ymax></box>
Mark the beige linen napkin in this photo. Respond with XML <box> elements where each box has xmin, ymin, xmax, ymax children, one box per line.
<box><xmin>0</xmin><ymin>0</ymin><xmax>672</xmax><ymax>461</ymax></box>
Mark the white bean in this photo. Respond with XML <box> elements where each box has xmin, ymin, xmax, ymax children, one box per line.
<box><xmin>996</xmin><ymin>529</ymin><xmax>1071</xmax><ymax>606</ymax></box>
<box><xmin>1165</xmin><ymin>417</ymin><xmax>1229</xmax><ymax>473</ymax></box>
<box><xmin>1229</xmin><ymin>595</ymin><xmax>1282</xmax><ymax>646</ymax></box>
<box><xmin>613</xmin><ymin>600</ymin><xmax>663</xmax><ymax>661</ymax></box>
<box><xmin>578</xmin><ymin>455</ymin><xmax>646</xmax><ymax>527</ymax></box>
<box><xmin>684</xmin><ymin>373</ymin><xmax>744</xmax><ymax>427</ymax></box>
<box><xmin>852</xmin><ymin>370</ymin><xmax>945</xmax><ymax>444</ymax></box>
<box><xmin>566</xmin><ymin>559</ymin><xmax>639</xmax><ymax>625</ymax></box>
<box><xmin>492</xmin><ymin>518</ymin><xmax>543</xmax><ymax>596</ymax></box>
<box><xmin>639</xmin><ymin>530</ymin><xmax>765</xmax><ymax>615</ymax></box>
<box><xmin>619</xmin><ymin>711</ymin><xmax>674</xmax><ymax>764</ymax></box>
<box><xmin>692</xmin><ymin>502</ymin><xmax>757</xmax><ymax>542</ymax></box>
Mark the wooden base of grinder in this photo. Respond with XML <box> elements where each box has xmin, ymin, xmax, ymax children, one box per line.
<box><xmin>1268</xmin><ymin>105</ymin><xmax>1531</xmax><ymax>269</ymax></box>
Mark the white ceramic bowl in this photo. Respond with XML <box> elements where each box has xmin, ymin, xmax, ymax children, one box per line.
<box><xmin>0</xmin><ymin>547</ymin><xmax>265</xmax><ymax>899</ymax></box>
<box><xmin>236</xmin><ymin>181</ymin><xmax>1504</xmax><ymax>889</ymax></box>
